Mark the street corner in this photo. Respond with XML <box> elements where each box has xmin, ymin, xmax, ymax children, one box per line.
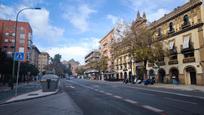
<box><xmin>1</xmin><ymin>89</ymin><xmax>59</xmax><ymax>105</ymax></box>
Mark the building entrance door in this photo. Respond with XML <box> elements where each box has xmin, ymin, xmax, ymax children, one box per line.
<box><xmin>190</xmin><ymin>71</ymin><xmax>196</xmax><ymax>85</ymax></box>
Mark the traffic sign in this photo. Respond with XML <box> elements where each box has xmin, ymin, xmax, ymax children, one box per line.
<box><xmin>14</xmin><ymin>52</ymin><xmax>24</xmax><ymax>61</ymax></box>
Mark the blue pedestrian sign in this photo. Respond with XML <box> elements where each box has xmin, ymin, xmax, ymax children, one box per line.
<box><xmin>14</xmin><ymin>52</ymin><xmax>24</xmax><ymax>61</ymax></box>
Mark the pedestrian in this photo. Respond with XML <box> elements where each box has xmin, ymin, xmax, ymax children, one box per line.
<box><xmin>172</xmin><ymin>74</ymin><xmax>177</xmax><ymax>84</ymax></box>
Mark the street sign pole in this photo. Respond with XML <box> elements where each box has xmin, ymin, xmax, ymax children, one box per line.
<box><xmin>15</xmin><ymin>61</ymin><xmax>21</xmax><ymax>96</ymax></box>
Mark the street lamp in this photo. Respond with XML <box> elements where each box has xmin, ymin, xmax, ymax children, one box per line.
<box><xmin>11</xmin><ymin>7</ymin><xmax>41</xmax><ymax>90</ymax></box>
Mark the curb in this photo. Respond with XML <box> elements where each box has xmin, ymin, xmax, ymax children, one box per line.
<box><xmin>0</xmin><ymin>89</ymin><xmax>60</xmax><ymax>105</ymax></box>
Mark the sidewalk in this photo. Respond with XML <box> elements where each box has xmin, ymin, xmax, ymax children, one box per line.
<box><xmin>0</xmin><ymin>81</ymin><xmax>41</xmax><ymax>104</ymax></box>
<box><xmin>149</xmin><ymin>83</ymin><xmax>204</xmax><ymax>92</ymax></box>
<box><xmin>5</xmin><ymin>89</ymin><xmax>59</xmax><ymax>103</ymax></box>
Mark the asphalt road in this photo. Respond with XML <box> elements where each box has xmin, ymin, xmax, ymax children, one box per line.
<box><xmin>0</xmin><ymin>79</ymin><xmax>204</xmax><ymax>115</ymax></box>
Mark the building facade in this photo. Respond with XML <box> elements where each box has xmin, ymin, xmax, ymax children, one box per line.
<box><xmin>147</xmin><ymin>0</ymin><xmax>204</xmax><ymax>85</ymax></box>
<box><xmin>99</xmin><ymin>29</ymin><xmax>114</xmax><ymax>79</ymax></box>
<box><xmin>84</xmin><ymin>50</ymin><xmax>100</xmax><ymax>79</ymax></box>
<box><xmin>0</xmin><ymin>20</ymin><xmax>32</xmax><ymax>62</ymax></box>
<box><xmin>38</xmin><ymin>52</ymin><xmax>49</xmax><ymax>73</ymax></box>
<box><xmin>113</xmin><ymin>12</ymin><xmax>147</xmax><ymax>81</ymax></box>
<box><xmin>31</xmin><ymin>45</ymin><xmax>40</xmax><ymax>68</ymax></box>
<box><xmin>62</xmin><ymin>59</ymin><xmax>80</xmax><ymax>77</ymax></box>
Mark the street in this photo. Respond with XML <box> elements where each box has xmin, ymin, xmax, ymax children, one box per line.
<box><xmin>1</xmin><ymin>79</ymin><xmax>204</xmax><ymax>115</ymax></box>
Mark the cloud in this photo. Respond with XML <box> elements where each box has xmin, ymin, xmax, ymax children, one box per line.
<box><xmin>0</xmin><ymin>3</ymin><xmax>64</xmax><ymax>41</ymax></box>
<box><xmin>63</xmin><ymin>4</ymin><xmax>96</xmax><ymax>32</ymax></box>
<box><xmin>107</xmin><ymin>14</ymin><xmax>118</xmax><ymax>24</ymax></box>
<box><xmin>0</xmin><ymin>4</ymin><xmax>15</xmax><ymax>19</ymax></box>
<box><xmin>22</xmin><ymin>9</ymin><xmax>64</xmax><ymax>40</ymax></box>
<box><xmin>123</xmin><ymin>0</ymin><xmax>187</xmax><ymax>22</ymax></box>
<box><xmin>148</xmin><ymin>8</ymin><xmax>170</xmax><ymax>22</ymax></box>
<box><xmin>41</xmin><ymin>37</ymin><xmax>100</xmax><ymax>64</ymax></box>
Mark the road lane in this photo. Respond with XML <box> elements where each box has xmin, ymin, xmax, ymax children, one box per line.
<box><xmin>63</xmin><ymin>80</ymin><xmax>160</xmax><ymax>115</ymax></box>
<box><xmin>66</xmin><ymin>79</ymin><xmax>204</xmax><ymax>115</ymax></box>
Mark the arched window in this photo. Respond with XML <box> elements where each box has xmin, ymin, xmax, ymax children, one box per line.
<box><xmin>158</xmin><ymin>28</ymin><xmax>161</xmax><ymax>37</ymax></box>
<box><xmin>183</xmin><ymin>15</ymin><xmax>190</xmax><ymax>25</ymax></box>
<box><xmin>169</xmin><ymin>22</ymin><xmax>174</xmax><ymax>32</ymax></box>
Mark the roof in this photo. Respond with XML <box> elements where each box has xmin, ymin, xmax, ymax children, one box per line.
<box><xmin>99</xmin><ymin>29</ymin><xmax>114</xmax><ymax>43</ymax></box>
<box><xmin>150</xmin><ymin>0</ymin><xmax>202</xmax><ymax>28</ymax></box>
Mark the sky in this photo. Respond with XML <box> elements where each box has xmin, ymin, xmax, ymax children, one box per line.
<box><xmin>0</xmin><ymin>0</ymin><xmax>188</xmax><ymax>64</ymax></box>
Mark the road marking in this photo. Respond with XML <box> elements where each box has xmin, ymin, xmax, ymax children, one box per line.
<box><xmin>65</xmin><ymin>86</ymin><xmax>75</xmax><ymax>88</ymax></box>
<box><xmin>124</xmin><ymin>99</ymin><xmax>138</xmax><ymax>104</ymax></box>
<box><xmin>104</xmin><ymin>92</ymin><xmax>113</xmax><ymax>96</ymax></box>
<box><xmin>142</xmin><ymin>105</ymin><xmax>164</xmax><ymax>113</ymax></box>
<box><xmin>138</xmin><ymin>92</ymin><xmax>155</xmax><ymax>96</ymax></box>
<box><xmin>113</xmin><ymin>95</ymin><xmax>123</xmax><ymax>99</ymax></box>
<box><xmin>93</xmin><ymin>89</ymin><xmax>98</xmax><ymax>91</ymax></box>
<box><xmin>127</xmin><ymin>86</ymin><xmax>204</xmax><ymax>100</ymax></box>
<box><xmin>165</xmin><ymin>97</ymin><xmax>197</xmax><ymax>105</ymax></box>
<box><xmin>99</xmin><ymin>90</ymin><xmax>105</xmax><ymax>93</ymax></box>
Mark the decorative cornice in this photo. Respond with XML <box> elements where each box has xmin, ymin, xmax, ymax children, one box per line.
<box><xmin>150</xmin><ymin>0</ymin><xmax>202</xmax><ymax>28</ymax></box>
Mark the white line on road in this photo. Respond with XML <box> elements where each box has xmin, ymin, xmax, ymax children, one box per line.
<box><xmin>165</xmin><ymin>97</ymin><xmax>197</xmax><ymax>105</ymax></box>
<box><xmin>113</xmin><ymin>95</ymin><xmax>123</xmax><ymax>99</ymax></box>
<box><xmin>104</xmin><ymin>92</ymin><xmax>113</xmax><ymax>96</ymax></box>
<box><xmin>99</xmin><ymin>90</ymin><xmax>105</xmax><ymax>93</ymax></box>
<box><xmin>138</xmin><ymin>92</ymin><xmax>155</xmax><ymax>96</ymax></box>
<box><xmin>142</xmin><ymin>105</ymin><xmax>164</xmax><ymax>113</ymax></box>
<box><xmin>124</xmin><ymin>99</ymin><xmax>138</xmax><ymax>104</ymax></box>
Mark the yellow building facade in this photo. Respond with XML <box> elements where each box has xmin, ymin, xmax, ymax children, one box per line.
<box><xmin>147</xmin><ymin>0</ymin><xmax>204</xmax><ymax>85</ymax></box>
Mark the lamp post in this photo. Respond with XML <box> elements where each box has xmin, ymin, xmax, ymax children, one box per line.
<box><xmin>11</xmin><ymin>7</ymin><xmax>41</xmax><ymax>90</ymax></box>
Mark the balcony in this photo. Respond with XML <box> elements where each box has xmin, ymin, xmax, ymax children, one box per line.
<box><xmin>183</xmin><ymin>57</ymin><xmax>195</xmax><ymax>63</ymax></box>
<box><xmin>157</xmin><ymin>61</ymin><xmax>165</xmax><ymax>66</ymax></box>
<box><xmin>168</xmin><ymin>29</ymin><xmax>175</xmax><ymax>35</ymax></box>
<box><xmin>181</xmin><ymin>22</ymin><xmax>191</xmax><ymax>29</ymax></box>
<box><xmin>168</xmin><ymin>60</ymin><xmax>178</xmax><ymax>65</ymax></box>
<box><xmin>180</xmin><ymin>43</ymin><xmax>194</xmax><ymax>54</ymax></box>
<box><xmin>169</xmin><ymin>47</ymin><xmax>177</xmax><ymax>55</ymax></box>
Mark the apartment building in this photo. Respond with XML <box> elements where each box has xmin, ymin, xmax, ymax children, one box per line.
<box><xmin>0</xmin><ymin>20</ymin><xmax>32</xmax><ymax>62</ymax></box>
<box><xmin>31</xmin><ymin>45</ymin><xmax>40</xmax><ymax>68</ymax></box>
<box><xmin>38</xmin><ymin>52</ymin><xmax>49</xmax><ymax>72</ymax></box>
<box><xmin>147</xmin><ymin>0</ymin><xmax>204</xmax><ymax>85</ymax></box>
<box><xmin>84</xmin><ymin>50</ymin><xmax>100</xmax><ymax>79</ymax></box>
<box><xmin>99</xmin><ymin>29</ymin><xmax>114</xmax><ymax>79</ymax></box>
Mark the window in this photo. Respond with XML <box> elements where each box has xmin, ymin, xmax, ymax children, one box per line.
<box><xmin>183</xmin><ymin>15</ymin><xmax>190</xmax><ymax>25</ymax></box>
<box><xmin>169</xmin><ymin>41</ymin><xmax>174</xmax><ymax>49</ymax></box>
<box><xmin>11</xmin><ymin>39</ymin><xmax>15</xmax><ymax>43</ymax></box>
<box><xmin>158</xmin><ymin>28</ymin><xmax>161</xmax><ymax>37</ymax></box>
<box><xmin>20</xmin><ymin>34</ymin><xmax>25</xmax><ymax>39</ymax></box>
<box><xmin>169</xmin><ymin>22</ymin><xmax>174</xmax><ymax>32</ymax></box>
<box><xmin>28</xmin><ymin>33</ymin><xmax>32</xmax><ymax>40</ymax></box>
<box><xmin>4</xmin><ymin>32</ymin><xmax>9</xmax><ymax>36</ymax></box>
<box><xmin>183</xmin><ymin>36</ymin><xmax>190</xmax><ymax>49</ymax></box>
<box><xmin>19</xmin><ymin>47</ymin><xmax>24</xmax><ymax>52</ymax></box>
<box><xmin>4</xmin><ymin>39</ymin><xmax>8</xmax><ymax>42</ymax></box>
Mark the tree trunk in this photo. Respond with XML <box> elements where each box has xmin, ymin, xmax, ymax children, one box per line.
<box><xmin>143</xmin><ymin>60</ymin><xmax>148</xmax><ymax>80</ymax></box>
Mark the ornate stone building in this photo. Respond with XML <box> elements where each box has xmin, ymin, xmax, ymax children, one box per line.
<box><xmin>147</xmin><ymin>0</ymin><xmax>204</xmax><ymax>85</ymax></box>
<box><xmin>113</xmin><ymin>14</ymin><xmax>147</xmax><ymax>81</ymax></box>
<box><xmin>99</xmin><ymin>29</ymin><xmax>114</xmax><ymax>79</ymax></box>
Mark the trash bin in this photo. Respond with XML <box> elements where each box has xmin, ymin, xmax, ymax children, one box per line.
<box><xmin>40</xmin><ymin>74</ymin><xmax>59</xmax><ymax>92</ymax></box>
